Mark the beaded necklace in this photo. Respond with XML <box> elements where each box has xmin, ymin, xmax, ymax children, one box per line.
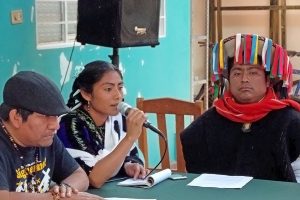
<box><xmin>0</xmin><ymin>120</ymin><xmax>39</xmax><ymax>193</ymax></box>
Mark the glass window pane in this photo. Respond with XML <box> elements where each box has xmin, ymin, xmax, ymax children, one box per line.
<box><xmin>68</xmin><ymin>23</ymin><xmax>76</xmax><ymax>35</ymax></box>
<box><xmin>37</xmin><ymin>24</ymin><xmax>63</xmax><ymax>43</ymax></box>
<box><xmin>36</xmin><ymin>1</ymin><xmax>63</xmax><ymax>23</ymax></box>
<box><xmin>67</xmin><ymin>1</ymin><xmax>77</xmax><ymax>21</ymax></box>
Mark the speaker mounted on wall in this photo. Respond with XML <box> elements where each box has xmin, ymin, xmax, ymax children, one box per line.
<box><xmin>77</xmin><ymin>0</ymin><xmax>161</xmax><ymax>48</ymax></box>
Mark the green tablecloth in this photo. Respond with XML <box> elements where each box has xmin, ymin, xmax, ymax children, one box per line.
<box><xmin>88</xmin><ymin>173</ymin><xmax>300</xmax><ymax>200</ymax></box>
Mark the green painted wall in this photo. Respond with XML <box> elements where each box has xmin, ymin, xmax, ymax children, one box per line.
<box><xmin>0</xmin><ymin>0</ymin><xmax>191</xmax><ymax>167</ymax></box>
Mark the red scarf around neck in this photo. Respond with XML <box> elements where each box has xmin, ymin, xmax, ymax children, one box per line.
<box><xmin>214</xmin><ymin>88</ymin><xmax>300</xmax><ymax>123</ymax></box>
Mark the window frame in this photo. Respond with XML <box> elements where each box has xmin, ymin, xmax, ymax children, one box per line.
<box><xmin>159</xmin><ymin>0</ymin><xmax>166</xmax><ymax>38</ymax></box>
<box><xmin>35</xmin><ymin>0</ymin><xmax>78</xmax><ymax>49</ymax></box>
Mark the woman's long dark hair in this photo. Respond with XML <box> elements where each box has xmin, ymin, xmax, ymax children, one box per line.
<box><xmin>67</xmin><ymin>60</ymin><xmax>122</xmax><ymax>109</ymax></box>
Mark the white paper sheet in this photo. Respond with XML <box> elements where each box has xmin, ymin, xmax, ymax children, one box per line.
<box><xmin>187</xmin><ymin>173</ymin><xmax>253</xmax><ymax>189</ymax></box>
<box><xmin>117</xmin><ymin>169</ymin><xmax>172</xmax><ymax>188</ymax></box>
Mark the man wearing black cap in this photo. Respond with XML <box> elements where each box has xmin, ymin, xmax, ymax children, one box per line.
<box><xmin>0</xmin><ymin>71</ymin><xmax>102</xmax><ymax>199</ymax></box>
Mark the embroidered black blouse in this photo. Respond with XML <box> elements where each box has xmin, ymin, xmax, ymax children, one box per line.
<box><xmin>57</xmin><ymin>107</ymin><xmax>143</xmax><ymax>176</ymax></box>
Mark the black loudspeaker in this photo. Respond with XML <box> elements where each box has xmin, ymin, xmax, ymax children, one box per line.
<box><xmin>76</xmin><ymin>0</ymin><xmax>161</xmax><ymax>48</ymax></box>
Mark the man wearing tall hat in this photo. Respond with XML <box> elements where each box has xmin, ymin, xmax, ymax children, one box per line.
<box><xmin>181</xmin><ymin>34</ymin><xmax>300</xmax><ymax>182</ymax></box>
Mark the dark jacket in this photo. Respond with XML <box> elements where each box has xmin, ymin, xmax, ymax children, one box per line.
<box><xmin>180</xmin><ymin>107</ymin><xmax>300</xmax><ymax>182</ymax></box>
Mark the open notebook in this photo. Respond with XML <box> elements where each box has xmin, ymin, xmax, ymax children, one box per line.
<box><xmin>117</xmin><ymin>169</ymin><xmax>172</xmax><ymax>188</ymax></box>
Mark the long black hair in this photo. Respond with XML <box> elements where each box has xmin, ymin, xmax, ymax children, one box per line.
<box><xmin>67</xmin><ymin>60</ymin><xmax>122</xmax><ymax>109</ymax></box>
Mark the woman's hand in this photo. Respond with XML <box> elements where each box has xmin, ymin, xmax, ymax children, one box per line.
<box><xmin>124</xmin><ymin>162</ymin><xmax>149</xmax><ymax>179</ymax></box>
<box><xmin>125</xmin><ymin>108</ymin><xmax>147</xmax><ymax>142</ymax></box>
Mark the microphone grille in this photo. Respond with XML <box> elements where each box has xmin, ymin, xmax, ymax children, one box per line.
<box><xmin>117</xmin><ymin>102</ymin><xmax>132</xmax><ymax>116</ymax></box>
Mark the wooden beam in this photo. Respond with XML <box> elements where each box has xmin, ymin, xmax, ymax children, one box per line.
<box><xmin>209</xmin><ymin>0</ymin><xmax>215</xmax><ymax>43</ymax></box>
<box><xmin>213</xmin><ymin>5</ymin><xmax>300</xmax><ymax>11</ymax></box>
<box><xmin>281</xmin><ymin>0</ymin><xmax>286</xmax><ymax>48</ymax></box>
<box><xmin>270</xmin><ymin>0</ymin><xmax>279</xmax><ymax>44</ymax></box>
<box><xmin>216</xmin><ymin>0</ymin><xmax>222</xmax><ymax>41</ymax></box>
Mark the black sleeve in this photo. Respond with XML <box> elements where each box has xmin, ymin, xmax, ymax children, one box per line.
<box><xmin>52</xmin><ymin>136</ymin><xmax>80</xmax><ymax>183</ymax></box>
<box><xmin>0</xmin><ymin>152</ymin><xmax>9</xmax><ymax>190</ymax></box>
<box><xmin>286</xmin><ymin>112</ymin><xmax>300</xmax><ymax>162</ymax></box>
<box><xmin>180</xmin><ymin>116</ymin><xmax>209</xmax><ymax>173</ymax></box>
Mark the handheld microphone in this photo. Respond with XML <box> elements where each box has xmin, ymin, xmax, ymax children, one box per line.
<box><xmin>117</xmin><ymin>102</ymin><xmax>164</xmax><ymax>136</ymax></box>
<box><xmin>117</xmin><ymin>102</ymin><xmax>168</xmax><ymax>179</ymax></box>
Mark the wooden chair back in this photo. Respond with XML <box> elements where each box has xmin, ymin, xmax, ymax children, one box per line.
<box><xmin>136</xmin><ymin>97</ymin><xmax>203</xmax><ymax>172</ymax></box>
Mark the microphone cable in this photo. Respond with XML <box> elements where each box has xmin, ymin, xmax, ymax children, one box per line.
<box><xmin>60</xmin><ymin>39</ymin><xmax>76</xmax><ymax>92</ymax></box>
<box><xmin>116</xmin><ymin>102</ymin><xmax>169</xmax><ymax>178</ymax></box>
<box><xmin>143</xmin><ymin>127</ymin><xmax>168</xmax><ymax>179</ymax></box>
